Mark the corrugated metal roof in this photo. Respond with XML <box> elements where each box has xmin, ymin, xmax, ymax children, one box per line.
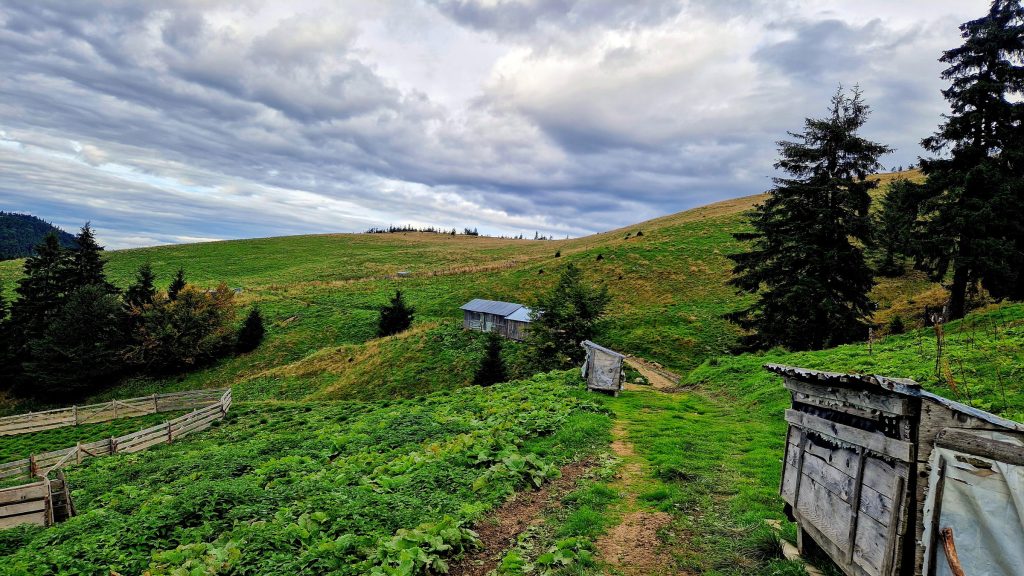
<box><xmin>505</xmin><ymin>307</ymin><xmax>533</xmax><ymax>323</ymax></box>
<box><xmin>459</xmin><ymin>299</ymin><xmax>525</xmax><ymax>317</ymax></box>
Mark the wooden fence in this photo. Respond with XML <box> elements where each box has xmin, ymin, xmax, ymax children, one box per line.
<box><xmin>0</xmin><ymin>388</ymin><xmax>228</xmax><ymax>437</ymax></box>
<box><xmin>0</xmin><ymin>389</ymin><xmax>232</xmax><ymax>485</ymax></box>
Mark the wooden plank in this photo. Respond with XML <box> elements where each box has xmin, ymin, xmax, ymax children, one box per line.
<box><xmin>0</xmin><ymin>483</ymin><xmax>48</xmax><ymax>502</ymax></box>
<box><xmin>786</xmin><ymin>410</ymin><xmax>914</xmax><ymax>462</ymax></box>
<box><xmin>785</xmin><ymin>378</ymin><xmax>909</xmax><ymax>416</ymax></box>
<box><xmin>935</xmin><ymin>428</ymin><xmax>1024</xmax><ymax>466</ymax></box>
<box><xmin>795</xmin><ymin>474</ymin><xmax>854</xmax><ymax>554</ymax></box>
<box><xmin>0</xmin><ymin>510</ymin><xmax>47</xmax><ymax>529</ymax></box>
<box><xmin>845</xmin><ymin>448</ymin><xmax>867</xmax><ymax>565</ymax></box>
<box><xmin>171</xmin><ymin>412</ymin><xmax>222</xmax><ymax>438</ymax></box>
<box><xmin>118</xmin><ymin>435</ymin><xmax>168</xmax><ymax>454</ymax></box>
<box><xmin>0</xmin><ymin>499</ymin><xmax>46</xmax><ymax>518</ymax></box>
<box><xmin>796</xmin><ymin>513</ymin><xmax>875</xmax><ymax>576</ymax></box>
<box><xmin>853</xmin><ymin>511</ymin><xmax>888</xmax><ymax>576</ymax></box>
<box><xmin>879</xmin><ymin>476</ymin><xmax>905</xmax><ymax>576</ymax></box>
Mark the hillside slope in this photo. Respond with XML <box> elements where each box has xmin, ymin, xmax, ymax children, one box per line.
<box><xmin>0</xmin><ymin>212</ymin><xmax>76</xmax><ymax>261</ymax></box>
<box><xmin>0</xmin><ymin>170</ymin><xmax>939</xmax><ymax>404</ymax></box>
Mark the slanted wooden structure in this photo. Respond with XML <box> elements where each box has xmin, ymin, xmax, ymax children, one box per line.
<box><xmin>460</xmin><ymin>299</ymin><xmax>533</xmax><ymax>341</ymax></box>
<box><xmin>768</xmin><ymin>364</ymin><xmax>1024</xmax><ymax>576</ymax></box>
<box><xmin>581</xmin><ymin>341</ymin><xmax>625</xmax><ymax>396</ymax></box>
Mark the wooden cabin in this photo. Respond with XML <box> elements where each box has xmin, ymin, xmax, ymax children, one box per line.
<box><xmin>581</xmin><ymin>340</ymin><xmax>625</xmax><ymax>396</ymax></box>
<box><xmin>767</xmin><ymin>364</ymin><xmax>1024</xmax><ymax>576</ymax></box>
<box><xmin>460</xmin><ymin>299</ymin><xmax>533</xmax><ymax>341</ymax></box>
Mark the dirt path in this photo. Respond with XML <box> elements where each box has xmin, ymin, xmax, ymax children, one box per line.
<box><xmin>449</xmin><ymin>460</ymin><xmax>593</xmax><ymax>576</ymax></box>
<box><xmin>624</xmin><ymin>357</ymin><xmax>681</xmax><ymax>392</ymax></box>
<box><xmin>595</xmin><ymin>421</ymin><xmax>676</xmax><ymax>575</ymax></box>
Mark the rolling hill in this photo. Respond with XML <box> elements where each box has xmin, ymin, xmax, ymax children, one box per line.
<box><xmin>5</xmin><ymin>170</ymin><xmax>1023</xmax><ymax>575</ymax></box>
<box><xmin>0</xmin><ymin>213</ymin><xmax>76</xmax><ymax>261</ymax></box>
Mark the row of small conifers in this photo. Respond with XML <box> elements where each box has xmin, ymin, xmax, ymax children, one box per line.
<box><xmin>0</xmin><ymin>388</ymin><xmax>231</xmax><ymax>529</ymax></box>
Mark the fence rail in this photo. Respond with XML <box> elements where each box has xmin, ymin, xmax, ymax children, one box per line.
<box><xmin>0</xmin><ymin>389</ymin><xmax>227</xmax><ymax>437</ymax></box>
<box><xmin>0</xmin><ymin>389</ymin><xmax>232</xmax><ymax>485</ymax></box>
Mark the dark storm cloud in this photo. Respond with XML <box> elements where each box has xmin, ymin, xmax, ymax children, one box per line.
<box><xmin>0</xmin><ymin>1</ymin><xmax>986</xmax><ymax>247</ymax></box>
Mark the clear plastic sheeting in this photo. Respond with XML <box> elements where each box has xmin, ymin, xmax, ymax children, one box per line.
<box><xmin>580</xmin><ymin>340</ymin><xmax>624</xmax><ymax>393</ymax></box>
<box><xmin>923</xmin><ymin>432</ymin><xmax>1024</xmax><ymax>576</ymax></box>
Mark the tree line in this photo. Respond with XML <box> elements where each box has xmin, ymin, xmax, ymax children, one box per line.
<box><xmin>0</xmin><ymin>226</ymin><xmax>265</xmax><ymax>400</ymax></box>
<box><xmin>729</xmin><ymin>0</ymin><xmax>1024</xmax><ymax>351</ymax></box>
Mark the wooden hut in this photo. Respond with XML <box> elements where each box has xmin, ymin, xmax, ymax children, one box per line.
<box><xmin>460</xmin><ymin>299</ymin><xmax>533</xmax><ymax>341</ymax></box>
<box><xmin>581</xmin><ymin>340</ymin><xmax>625</xmax><ymax>396</ymax></box>
<box><xmin>766</xmin><ymin>364</ymin><xmax>1024</xmax><ymax>576</ymax></box>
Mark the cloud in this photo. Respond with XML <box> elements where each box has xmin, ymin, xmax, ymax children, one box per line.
<box><xmin>0</xmin><ymin>0</ymin><xmax>991</xmax><ymax>248</ymax></box>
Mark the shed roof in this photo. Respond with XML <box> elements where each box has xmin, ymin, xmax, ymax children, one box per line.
<box><xmin>460</xmin><ymin>299</ymin><xmax>525</xmax><ymax>317</ymax></box>
<box><xmin>765</xmin><ymin>363</ymin><xmax>1024</xmax><ymax>432</ymax></box>
<box><xmin>505</xmin><ymin>307</ymin><xmax>533</xmax><ymax>323</ymax></box>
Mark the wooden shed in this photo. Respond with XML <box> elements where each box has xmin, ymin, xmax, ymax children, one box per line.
<box><xmin>581</xmin><ymin>340</ymin><xmax>625</xmax><ymax>395</ymax></box>
<box><xmin>767</xmin><ymin>364</ymin><xmax>1024</xmax><ymax>576</ymax></box>
<box><xmin>460</xmin><ymin>299</ymin><xmax>533</xmax><ymax>341</ymax></box>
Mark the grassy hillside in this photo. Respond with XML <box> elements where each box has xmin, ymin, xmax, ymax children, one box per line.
<box><xmin>0</xmin><ymin>170</ymin><xmax>937</xmax><ymax>406</ymax></box>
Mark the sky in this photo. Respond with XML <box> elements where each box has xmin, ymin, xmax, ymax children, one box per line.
<box><xmin>0</xmin><ymin>0</ymin><xmax>989</xmax><ymax>248</ymax></box>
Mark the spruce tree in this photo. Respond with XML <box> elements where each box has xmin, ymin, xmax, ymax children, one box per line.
<box><xmin>168</xmin><ymin>268</ymin><xmax>186</xmax><ymax>301</ymax></box>
<box><xmin>0</xmin><ymin>280</ymin><xmax>12</xmax><ymax>388</ymax></box>
<box><xmin>236</xmin><ymin>306</ymin><xmax>266</xmax><ymax>353</ymax></box>
<box><xmin>377</xmin><ymin>290</ymin><xmax>415</xmax><ymax>337</ymax></box>
<box><xmin>527</xmin><ymin>263</ymin><xmax>611</xmax><ymax>369</ymax></box>
<box><xmin>71</xmin><ymin>223</ymin><xmax>115</xmax><ymax>292</ymax></box>
<box><xmin>728</xmin><ymin>87</ymin><xmax>891</xmax><ymax>351</ymax></box>
<box><xmin>125</xmin><ymin>262</ymin><xmax>157</xmax><ymax>309</ymax></box>
<box><xmin>10</xmin><ymin>233</ymin><xmax>74</xmax><ymax>345</ymax></box>
<box><xmin>25</xmin><ymin>285</ymin><xmax>126</xmax><ymax>397</ymax></box>
<box><xmin>873</xmin><ymin>178</ymin><xmax>924</xmax><ymax>277</ymax></box>
<box><xmin>916</xmin><ymin>0</ymin><xmax>1024</xmax><ymax>319</ymax></box>
<box><xmin>474</xmin><ymin>332</ymin><xmax>508</xmax><ymax>386</ymax></box>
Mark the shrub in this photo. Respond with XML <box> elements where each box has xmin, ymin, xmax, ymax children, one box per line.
<box><xmin>237</xmin><ymin>307</ymin><xmax>266</xmax><ymax>353</ymax></box>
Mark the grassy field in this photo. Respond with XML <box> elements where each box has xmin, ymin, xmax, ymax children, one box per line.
<box><xmin>4</xmin><ymin>169</ymin><xmax>1020</xmax><ymax>575</ymax></box>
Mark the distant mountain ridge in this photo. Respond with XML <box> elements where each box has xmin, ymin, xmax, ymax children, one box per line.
<box><xmin>0</xmin><ymin>212</ymin><xmax>77</xmax><ymax>260</ymax></box>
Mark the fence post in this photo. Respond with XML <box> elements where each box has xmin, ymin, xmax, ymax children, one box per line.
<box><xmin>153</xmin><ymin>393</ymin><xmax>159</xmax><ymax>414</ymax></box>
<box><xmin>76</xmin><ymin>442</ymin><xmax>82</xmax><ymax>465</ymax></box>
<box><xmin>113</xmin><ymin>400</ymin><xmax>118</xmax><ymax>420</ymax></box>
<box><xmin>73</xmin><ymin>405</ymin><xmax>78</xmax><ymax>426</ymax></box>
<box><xmin>29</xmin><ymin>454</ymin><xmax>37</xmax><ymax>478</ymax></box>
<box><xmin>110</xmin><ymin>437</ymin><xmax>117</xmax><ymax>454</ymax></box>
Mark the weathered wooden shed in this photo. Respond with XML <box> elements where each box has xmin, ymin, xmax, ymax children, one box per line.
<box><xmin>581</xmin><ymin>340</ymin><xmax>625</xmax><ymax>395</ymax></box>
<box><xmin>460</xmin><ymin>299</ymin><xmax>533</xmax><ymax>341</ymax></box>
<box><xmin>767</xmin><ymin>364</ymin><xmax>1024</xmax><ymax>576</ymax></box>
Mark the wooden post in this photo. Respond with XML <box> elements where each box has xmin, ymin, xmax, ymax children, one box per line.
<box><xmin>845</xmin><ymin>447</ymin><xmax>867</xmax><ymax>566</ymax></box>
<box><xmin>153</xmin><ymin>393</ymin><xmax>159</xmax><ymax>414</ymax></box>
<box><xmin>110</xmin><ymin>437</ymin><xmax>117</xmax><ymax>454</ymax></box>
<box><xmin>113</xmin><ymin>400</ymin><xmax>118</xmax><ymax>420</ymax></box>
<box><xmin>73</xmin><ymin>405</ymin><xmax>78</xmax><ymax>426</ymax></box>
<box><xmin>76</xmin><ymin>442</ymin><xmax>82</xmax><ymax>465</ymax></box>
<box><xmin>29</xmin><ymin>454</ymin><xmax>37</xmax><ymax>478</ymax></box>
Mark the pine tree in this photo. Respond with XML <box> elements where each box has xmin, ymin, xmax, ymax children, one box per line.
<box><xmin>125</xmin><ymin>262</ymin><xmax>157</xmax><ymax>309</ymax></box>
<box><xmin>0</xmin><ymin>279</ymin><xmax>13</xmax><ymax>389</ymax></box>
<box><xmin>474</xmin><ymin>332</ymin><xmax>508</xmax><ymax>386</ymax></box>
<box><xmin>915</xmin><ymin>0</ymin><xmax>1024</xmax><ymax>319</ymax></box>
<box><xmin>377</xmin><ymin>290</ymin><xmax>415</xmax><ymax>337</ymax></box>
<box><xmin>727</xmin><ymin>87</ymin><xmax>891</xmax><ymax>351</ymax></box>
<box><xmin>10</xmin><ymin>233</ymin><xmax>74</xmax><ymax>346</ymax></box>
<box><xmin>168</xmin><ymin>268</ymin><xmax>186</xmax><ymax>301</ymax></box>
<box><xmin>24</xmin><ymin>285</ymin><xmax>126</xmax><ymax>397</ymax></box>
<box><xmin>236</xmin><ymin>307</ymin><xmax>266</xmax><ymax>353</ymax></box>
<box><xmin>873</xmin><ymin>178</ymin><xmax>924</xmax><ymax>277</ymax></box>
<box><xmin>527</xmin><ymin>263</ymin><xmax>611</xmax><ymax>369</ymax></box>
<box><xmin>71</xmin><ymin>223</ymin><xmax>115</xmax><ymax>292</ymax></box>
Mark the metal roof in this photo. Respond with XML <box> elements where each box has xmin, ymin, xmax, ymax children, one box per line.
<box><xmin>505</xmin><ymin>307</ymin><xmax>533</xmax><ymax>323</ymax></box>
<box><xmin>459</xmin><ymin>299</ymin><xmax>525</xmax><ymax>317</ymax></box>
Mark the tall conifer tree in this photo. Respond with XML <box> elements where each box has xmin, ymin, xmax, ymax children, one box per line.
<box><xmin>125</xmin><ymin>262</ymin><xmax>157</xmax><ymax>309</ymax></box>
<box><xmin>70</xmin><ymin>223</ymin><xmax>115</xmax><ymax>292</ymax></box>
<box><xmin>916</xmin><ymin>0</ymin><xmax>1024</xmax><ymax>319</ymax></box>
<box><xmin>168</xmin><ymin>268</ymin><xmax>187</xmax><ymax>301</ymax></box>
<box><xmin>10</xmin><ymin>233</ymin><xmax>74</xmax><ymax>346</ymax></box>
<box><xmin>728</xmin><ymin>87</ymin><xmax>891</xmax><ymax>350</ymax></box>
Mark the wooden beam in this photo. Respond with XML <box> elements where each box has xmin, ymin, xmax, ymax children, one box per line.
<box><xmin>935</xmin><ymin>428</ymin><xmax>1024</xmax><ymax>466</ymax></box>
<box><xmin>784</xmin><ymin>378</ymin><xmax>909</xmax><ymax>416</ymax></box>
<box><xmin>785</xmin><ymin>410</ymin><xmax>914</xmax><ymax>462</ymax></box>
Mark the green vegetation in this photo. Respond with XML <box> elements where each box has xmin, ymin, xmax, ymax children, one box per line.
<box><xmin>0</xmin><ymin>371</ymin><xmax>611</xmax><ymax>575</ymax></box>
<box><xmin>0</xmin><ymin>411</ymin><xmax>186</xmax><ymax>463</ymax></box>
<box><xmin>0</xmin><ymin>213</ymin><xmax>75</xmax><ymax>261</ymax></box>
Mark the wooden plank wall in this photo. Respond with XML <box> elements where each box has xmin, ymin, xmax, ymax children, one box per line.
<box><xmin>0</xmin><ymin>481</ymin><xmax>50</xmax><ymax>530</ymax></box>
<box><xmin>0</xmin><ymin>390</ymin><xmax>232</xmax><ymax>485</ymax></box>
<box><xmin>780</xmin><ymin>377</ymin><xmax>916</xmax><ymax>576</ymax></box>
<box><xmin>0</xmin><ymin>389</ymin><xmax>227</xmax><ymax>437</ymax></box>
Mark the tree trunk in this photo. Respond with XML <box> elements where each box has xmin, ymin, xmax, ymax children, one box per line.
<box><xmin>949</xmin><ymin>265</ymin><xmax>969</xmax><ymax>320</ymax></box>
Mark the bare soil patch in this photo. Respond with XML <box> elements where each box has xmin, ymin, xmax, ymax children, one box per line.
<box><xmin>624</xmin><ymin>357</ymin><xmax>681</xmax><ymax>392</ymax></box>
<box><xmin>449</xmin><ymin>459</ymin><xmax>594</xmax><ymax>576</ymax></box>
